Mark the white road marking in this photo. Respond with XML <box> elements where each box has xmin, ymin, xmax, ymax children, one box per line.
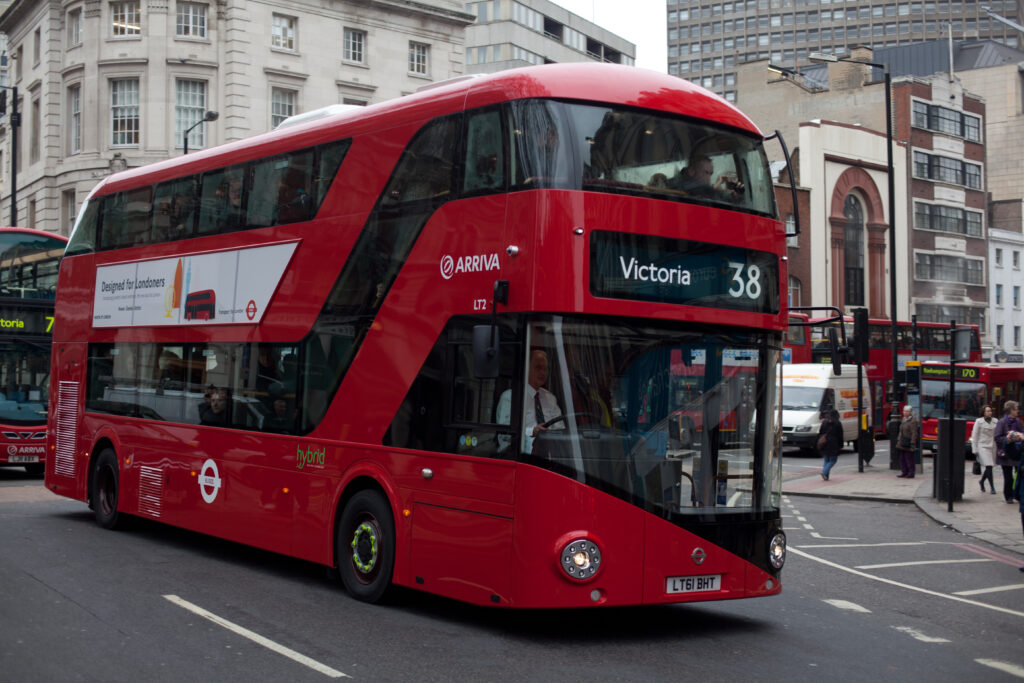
<box><xmin>802</xmin><ymin>523</ymin><xmax>814</xmax><ymax>529</ymax></box>
<box><xmin>797</xmin><ymin>516</ymin><xmax>807</xmax><ymax>522</ymax></box>
<box><xmin>164</xmin><ymin>595</ymin><xmax>348</xmax><ymax>678</ymax></box>
<box><xmin>893</xmin><ymin>626</ymin><xmax>950</xmax><ymax>643</ymax></box>
<box><xmin>856</xmin><ymin>559</ymin><xmax>993</xmax><ymax>570</ymax></box>
<box><xmin>796</xmin><ymin>542</ymin><xmax>929</xmax><ymax>549</ymax></box>
<box><xmin>809</xmin><ymin>533</ymin><xmax>859</xmax><ymax>540</ymax></box>
<box><xmin>955</xmin><ymin>584</ymin><xmax>1024</xmax><ymax>596</ymax></box>
<box><xmin>976</xmin><ymin>659</ymin><xmax>1024</xmax><ymax>679</ymax></box>
<box><xmin>788</xmin><ymin>547</ymin><xmax>1024</xmax><ymax>619</ymax></box>
<box><xmin>823</xmin><ymin>599</ymin><xmax>871</xmax><ymax>613</ymax></box>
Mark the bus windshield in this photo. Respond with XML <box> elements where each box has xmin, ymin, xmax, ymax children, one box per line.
<box><xmin>920</xmin><ymin>379</ymin><xmax>986</xmax><ymax>420</ymax></box>
<box><xmin>517</xmin><ymin>316</ymin><xmax>780</xmax><ymax>517</ymax></box>
<box><xmin>511</xmin><ymin>100</ymin><xmax>775</xmax><ymax>216</ymax></box>
<box><xmin>0</xmin><ymin>340</ymin><xmax>50</xmax><ymax>425</ymax></box>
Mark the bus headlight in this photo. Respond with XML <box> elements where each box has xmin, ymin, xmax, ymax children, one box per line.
<box><xmin>769</xmin><ymin>531</ymin><xmax>786</xmax><ymax>570</ymax></box>
<box><xmin>560</xmin><ymin>538</ymin><xmax>602</xmax><ymax>581</ymax></box>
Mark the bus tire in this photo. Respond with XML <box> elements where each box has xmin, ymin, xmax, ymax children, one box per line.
<box><xmin>90</xmin><ymin>448</ymin><xmax>122</xmax><ymax>530</ymax></box>
<box><xmin>337</xmin><ymin>489</ymin><xmax>395</xmax><ymax>603</ymax></box>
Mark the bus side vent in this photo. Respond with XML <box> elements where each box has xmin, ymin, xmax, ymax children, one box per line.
<box><xmin>138</xmin><ymin>467</ymin><xmax>163</xmax><ymax>519</ymax></box>
<box><xmin>53</xmin><ymin>381</ymin><xmax>80</xmax><ymax>478</ymax></box>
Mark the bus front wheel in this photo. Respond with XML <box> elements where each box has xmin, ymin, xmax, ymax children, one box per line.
<box><xmin>90</xmin><ymin>448</ymin><xmax>122</xmax><ymax>530</ymax></box>
<box><xmin>337</xmin><ymin>489</ymin><xmax>395</xmax><ymax>603</ymax></box>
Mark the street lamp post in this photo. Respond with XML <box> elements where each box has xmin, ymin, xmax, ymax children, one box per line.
<box><xmin>183</xmin><ymin>110</ymin><xmax>219</xmax><ymax>155</ymax></box>
<box><xmin>810</xmin><ymin>52</ymin><xmax>898</xmax><ymax>466</ymax></box>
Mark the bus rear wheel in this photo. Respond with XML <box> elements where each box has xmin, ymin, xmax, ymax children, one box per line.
<box><xmin>337</xmin><ymin>490</ymin><xmax>395</xmax><ymax>603</ymax></box>
<box><xmin>90</xmin><ymin>448</ymin><xmax>122</xmax><ymax>530</ymax></box>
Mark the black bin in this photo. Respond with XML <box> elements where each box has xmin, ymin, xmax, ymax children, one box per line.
<box><xmin>934</xmin><ymin>418</ymin><xmax>966</xmax><ymax>502</ymax></box>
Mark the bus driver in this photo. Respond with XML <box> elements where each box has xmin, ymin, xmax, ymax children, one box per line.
<box><xmin>495</xmin><ymin>349</ymin><xmax>562</xmax><ymax>454</ymax></box>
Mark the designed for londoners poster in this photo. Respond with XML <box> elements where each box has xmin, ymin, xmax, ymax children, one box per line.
<box><xmin>92</xmin><ymin>242</ymin><xmax>297</xmax><ymax>328</ymax></box>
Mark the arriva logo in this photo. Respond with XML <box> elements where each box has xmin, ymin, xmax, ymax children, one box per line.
<box><xmin>440</xmin><ymin>253</ymin><xmax>500</xmax><ymax>280</ymax></box>
<box><xmin>296</xmin><ymin>445</ymin><xmax>326</xmax><ymax>470</ymax></box>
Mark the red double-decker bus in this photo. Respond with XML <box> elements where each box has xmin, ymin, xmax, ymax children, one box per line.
<box><xmin>47</xmin><ymin>63</ymin><xmax>789</xmax><ymax>608</ymax></box>
<box><xmin>783</xmin><ymin>312</ymin><xmax>812</xmax><ymax>364</ymax></box>
<box><xmin>918</xmin><ymin>362</ymin><xmax>1024</xmax><ymax>455</ymax></box>
<box><xmin>810</xmin><ymin>317</ymin><xmax>981</xmax><ymax>432</ymax></box>
<box><xmin>0</xmin><ymin>228</ymin><xmax>66</xmax><ymax>475</ymax></box>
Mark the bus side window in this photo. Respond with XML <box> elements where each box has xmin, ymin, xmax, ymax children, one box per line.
<box><xmin>462</xmin><ymin>108</ymin><xmax>504</xmax><ymax>194</ymax></box>
<box><xmin>381</xmin><ymin>116</ymin><xmax>459</xmax><ymax>205</ymax></box>
<box><xmin>152</xmin><ymin>177</ymin><xmax>198</xmax><ymax>242</ymax></box>
<box><xmin>197</xmin><ymin>165</ymin><xmax>246</xmax><ymax>235</ymax></box>
<box><xmin>67</xmin><ymin>198</ymin><xmax>100</xmax><ymax>255</ymax></box>
<box><xmin>312</xmin><ymin>139</ymin><xmax>351</xmax><ymax>210</ymax></box>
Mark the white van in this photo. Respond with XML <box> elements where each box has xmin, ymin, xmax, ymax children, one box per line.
<box><xmin>780</xmin><ymin>364</ymin><xmax>871</xmax><ymax>452</ymax></box>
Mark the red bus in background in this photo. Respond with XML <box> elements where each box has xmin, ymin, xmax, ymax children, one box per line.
<box><xmin>47</xmin><ymin>63</ymin><xmax>790</xmax><ymax>608</ymax></box>
<box><xmin>810</xmin><ymin>317</ymin><xmax>982</xmax><ymax>433</ymax></box>
<box><xmin>0</xmin><ymin>228</ymin><xmax>67</xmax><ymax>475</ymax></box>
<box><xmin>783</xmin><ymin>312</ymin><xmax>811</xmax><ymax>364</ymax></box>
<box><xmin>918</xmin><ymin>362</ymin><xmax>1024</xmax><ymax>455</ymax></box>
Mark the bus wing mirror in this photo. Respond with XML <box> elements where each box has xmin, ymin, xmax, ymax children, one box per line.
<box><xmin>828</xmin><ymin>328</ymin><xmax>843</xmax><ymax>376</ymax></box>
<box><xmin>472</xmin><ymin>325</ymin><xmax>499</xmax><ymax>378</ymax></box>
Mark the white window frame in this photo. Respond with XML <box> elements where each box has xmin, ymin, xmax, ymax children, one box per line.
<box><xmin>270</xmin><ymin>87</ymin><xmax>297</xmax><ymax>129</ymax></box>
<box><xmin>67</xmin><ymin>8</ymin><xmax>82</xmax><ymax>48</ymax></box>
<box><xmin>272</xmin><ymin>14</ymin><xmax>296</xmax><ymax>51</ymax></box>
<box><xmin>176</xmin><ymin>2</ymin><xmax>207</xmax><ymax>39</ymax></box>
<box><xmin>343</xmin><ymin>28</ymin><xmax>366</xmax><ymax>64</ymax></box>
<box><xmin>111</xmin><ymin>1</ymin><xmax>142</xmax><ymax>38</ymax></box>
<box><xmin>175</xmin><ymin>79</ymin><xmax>208</xmax><ymax>149</ymax></box>
<box><xmin>68</xmin><ymin>84</ymin><xmax>82</xmax><ymax>155</ymax></box>
<box><xmin>408</xmin><ymin>41</ymin><xmax>429</xmax><ymax>76</ymax></box>
<box><xmin>110</xmin><ymin>78</ymin><xmax>140</xmax><ymax>147</ymax></box>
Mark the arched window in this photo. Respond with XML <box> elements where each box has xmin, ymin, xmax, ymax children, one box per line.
<box><xmin>788</xmin><ymin>275</ymin><xmax>802</xmax><ymax>307</ymax></box>
<box><xmin>844</xmin><ymin>194</ymin><xmax>864</xmax><ymax>306</ymax></box>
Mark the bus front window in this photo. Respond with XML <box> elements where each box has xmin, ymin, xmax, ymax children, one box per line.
<box><xmin>524</xmin><ymin>316</ymin><xmax>781</xmax><ymax>516</ymax></box>
<box><xmin>0</xmin><ymin>341</ymin><xmax>50</xmax><ymax>426</ymax></box>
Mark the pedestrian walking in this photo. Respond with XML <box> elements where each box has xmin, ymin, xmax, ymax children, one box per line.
<box><xmin>993</xmin><ymin>400</ymin><xmax>1023</xmax><ymax>504</ymax></box>
<box><xmin>895</xmin><ymin>405</ymin><xmax>919</xmax><ymax>478</ymax></box>
<box><xmin>817</xmin><ymin>408</ymin><xmax>843</xmax><ymax>481</ymax></box>
<box><xmin>970</xmin><ymin>404</ymin><xmax>997</xmax><ymax>494</ymax></box>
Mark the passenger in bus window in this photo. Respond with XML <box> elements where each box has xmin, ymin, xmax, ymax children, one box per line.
<box><xmin>263</xmin><ymin>397</ymin><xmax>295</xmax><ymax>433</ymax></box>
<box><xmin>216</xmin><ymin>174</ymin><xmax>244</xmax><ymax>231</ymax></box>
<box><xmin>669</xmin><ymin>153</ymin><xmax>743</xmax><ymax>201</ymax></box>
<box><xmin>199</xmin><ymin>386</ymin><xmax>230</xmax><ymax>426</ymax></box>
<box><xmin>275</xmin><ymin>168</ymin><xmax>311</xmax><ymax>224</ymax></box>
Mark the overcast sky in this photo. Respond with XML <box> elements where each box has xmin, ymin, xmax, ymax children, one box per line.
<box><xmin>553</xmin><ymin>0</ymin><xmax>668</xmax><ymax>73</ymax></box>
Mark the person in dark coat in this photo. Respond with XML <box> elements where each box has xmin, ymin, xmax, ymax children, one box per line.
<box><xmin>993</xmin><ymin>400</ymin><xmax>1023</xmax><ymax>504</ymax></box>
<box><xmin>896</xmin><ymin>405</ymin><xmax>920</xmax><ymax>478</ymax></box>
<box><xmin>817</xmin><ymin>408</ymin><xmax>843</xmax><ymax>481</ymax></box>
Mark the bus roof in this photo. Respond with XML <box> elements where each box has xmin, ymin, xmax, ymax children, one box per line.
<box><xmin>87</xmin><ymin>63</ymin><xmax>764</xmax><ymax>199</ymax></box>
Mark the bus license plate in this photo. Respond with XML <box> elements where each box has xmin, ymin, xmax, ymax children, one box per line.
<box><xmin>666</xmin><ymin>574</ymin><xmax>721</xmax><ymax>594</ymax></box>
<box><xmin>9</xmin><ymin>456</ymin><xmax>39</xmax><ymax>463</ymax></box>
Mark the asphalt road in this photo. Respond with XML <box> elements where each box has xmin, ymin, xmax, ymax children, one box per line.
<box><xmin>2</xmin><ymin>468</ymin><xmax>1022</xmax><ymax>682</ymax></box>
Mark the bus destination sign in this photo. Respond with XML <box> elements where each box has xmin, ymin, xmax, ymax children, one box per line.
<box><xmin>0</xmin><ymin>306</ymin><xmax>54</xmax><ymax>336</ymax></box>
<box><xmin>590</xmin><ymin>231</ymin><xmax>779</xmax><ymax>314</ymax></box>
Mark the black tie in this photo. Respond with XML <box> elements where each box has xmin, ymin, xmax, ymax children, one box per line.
<box><xmin>534</xmin><ymin>391</ymin><xmax>546</xmax><ymax>425</ymax></box>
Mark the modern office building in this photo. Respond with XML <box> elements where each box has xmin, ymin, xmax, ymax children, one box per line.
<box><xmin>666</xmin><ymin>0</ymin><xmax>1022</xmax><ymax>101</ymax></box>
<box><xmin>0</xmin><ymin>0</ymin><xmax>475</xmax><ymax>233</ymax></box>
<box><xmin>464</xmin><ymin>0</ymin><xmax>635</xmax><ymax>72</ymax></box>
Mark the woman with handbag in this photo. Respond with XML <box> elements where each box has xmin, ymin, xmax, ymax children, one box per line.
<box><xmin>993</xmin><ymin>400</ymin><xmax>1023</xmax><ymax>504</ymax></box>
<box><xmin>971</xmin><ymin>405</ymin><xmax>997</xmax><ymax>494</ymax></box>
<box><xmin>817</xmin><ymin>408</ymin><xmax>843</xmax><ymax>481</ymax></box>
<box><xmin>896</xmin><ymin>405</ymin><xmax>919</xmax><ymax>478</ymax></box>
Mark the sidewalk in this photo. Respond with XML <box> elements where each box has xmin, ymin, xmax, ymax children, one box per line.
<box><xmin>782</xmin><ymin>451</ymin><xmax>1024</xmax><ymax>558</ymax></box>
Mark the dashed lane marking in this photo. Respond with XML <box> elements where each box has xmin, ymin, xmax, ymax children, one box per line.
<box><xmin>164</xmin><ymin>595</ymin><xmax>348</xmax><ymax>678</ymax></box>
<box><xmin>809</xmin><ymin>532</ymin><xmax>858</xmax><ymax>540</ymax></box>
<box><xmin>976</xmin><ymin>659</ymin><xmax>1024</xmax><ymax>679</ymax></box>
<box><xmin>823</xmin><ymin>599</ymin><xmax>871</xmax><ymax>613</ymax></box>
<box><xmin>893</xmin><ymin>626</ymin><xmax>950</xmax><ymax>643</ymax></box>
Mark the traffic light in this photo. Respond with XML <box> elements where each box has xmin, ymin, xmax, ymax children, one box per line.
<box><xmin>852</xmin><ymin>308</ymin><xmax>869</xmax><ymax>364</ymax></box>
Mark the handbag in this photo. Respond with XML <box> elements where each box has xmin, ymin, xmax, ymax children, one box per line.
<box><xmin>816</xmin><ymin>433</ymin><xmax>827</xmax><ymax>451</ymax></box>
<box><xmin>897</xmin><ymin>435</ymin><xmax>911</xmax><ymax>450</ymax></box>
<box><xmin>972</xmin><ymin>460</ymin><xmax>982</xmax><ymax>475</ymax></box>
